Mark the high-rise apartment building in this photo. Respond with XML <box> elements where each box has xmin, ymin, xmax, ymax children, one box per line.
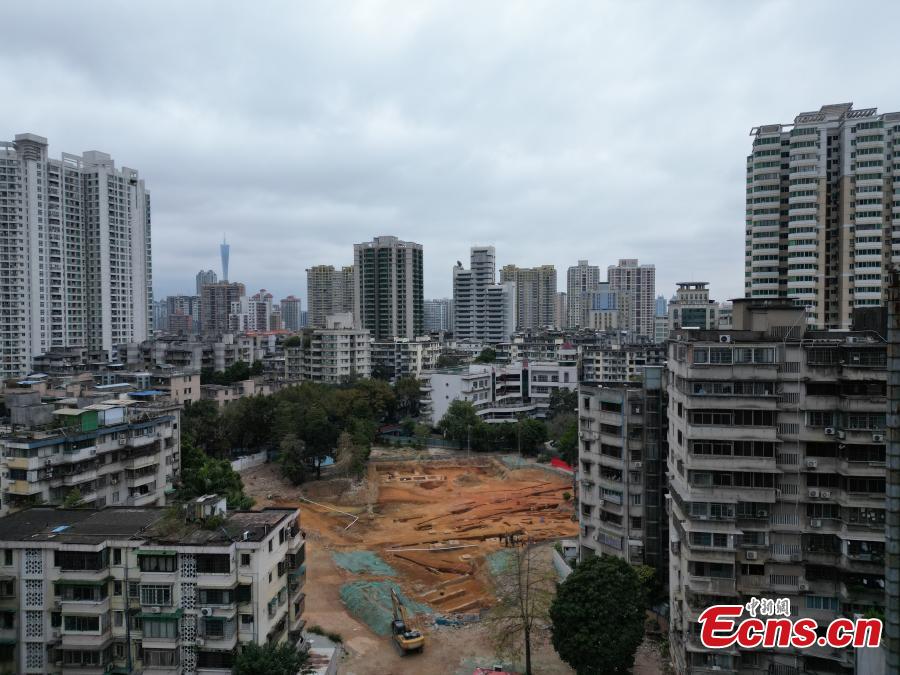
<box><xmin>306</xmin><ymin>264</ymin><xmax>354</xmax><ymax>328</ymax></box>
<box><xmin>745</xmin><ymin>102</ymin><xmax>900</xmax><ymax>328</ymax></box>
<box><xmin>577</xmin><ymin>366</ymin><xmax>668</xmax><ymax>578</ymax></box>
<box><xmin>195</xmin><ymin>269</ymin><xmax>217</xmax><ymax>295</ymax></box>
<box><xmin>281</xmin><ymin>295</ymin><xmax>302</xmax><ymax>331</ymax></box>
<box><xmin>555</xmin><ymin>292</ymin><xmax>567</xmax><ymax>330</ymax></box>
<box><xmin>0</xmin><ymin>134</ymin><xmax>153</xmax><ymax>378</ymax></box>
<box><xmin>484</xmin><ymin>282</ymin><xmax>517</xmax><ymax>344</ymax></box>
<box><xmin>353</xmin><ymin>236</ymin><xmax>424</xmax><ymax>339</ymax></box>
<box><xmin>200</xmin><ymin>281</ymin><xmax>245</xmax><ymax>335</ymax></box>
<box><xmin>283</xmin><ymin>314</ymin><xmax>371</xmax><ymax>383</ymax></box>
<box><xmin>567</xmin><ymin>260</ymin><xmax>602</xmax><ymax>328</ymax></box>
<box><xmin>608</xmin><ymin>259</ymin><xmax>655</xmax><ymax>338</ymax></box>
<box><xmin>499</xmin><ymin>264</ymin><xmax>557</xmax><ymax>332</ymax></box>
<box><xmin>164</xmin><ymin>295</ymin><xmax>200</xmax><ymax>334</ymax></box>
<box><xmin>667</xmin><ymin>298</ymin><xmax>887</xmax><ymax>675</ymax></box>
<box><xmin>0</xmin><ymin>501</ymin><xmax>306</xmax><ymax>674</ymax></box>
<box><xmin>453</xmin><ymin>246</ymin><xmax>505</xmax><ymax>341</ymax></box>
<box><xmin>424</xmin><ymin>298</ymin><xmax>453</xmax><ymax>333</ymax></box>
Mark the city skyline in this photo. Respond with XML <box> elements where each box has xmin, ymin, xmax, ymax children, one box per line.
<box><xmin>5</xmin><ymin>3</ymin><xmax>900</xmax><ymax>304</ymax></box>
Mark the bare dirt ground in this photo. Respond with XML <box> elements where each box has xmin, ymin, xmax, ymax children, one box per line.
<box><xmin>242</xmin><ymin>453</ymin><xmax>666</xmax><ymax>674</ymax></box>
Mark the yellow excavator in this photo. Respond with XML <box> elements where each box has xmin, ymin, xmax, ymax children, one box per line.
<box><xmin>390</xmin><ymin>588</ymin><xmax>425</xmax><ymax>654</ymax></box>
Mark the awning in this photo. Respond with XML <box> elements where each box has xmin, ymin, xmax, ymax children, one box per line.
<box><xmin>136</xmin><ymin>550</ymin><xmax>177</xmax><ymax>556</ymax></box>
<box><xmin>137</xmin><ymin>609</ymin><xmax>183</xmax><ymax>620</ymax></box>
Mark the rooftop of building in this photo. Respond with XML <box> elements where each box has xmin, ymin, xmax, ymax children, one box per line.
<box><xmin>0</xmin><ymin>506</ymin><xmax>297</xmax><ymax>546</ymax></box>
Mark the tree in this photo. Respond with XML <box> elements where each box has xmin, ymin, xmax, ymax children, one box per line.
<box><xmin>178</xmin><ymin>438</ymin><xmax>254</xmax><ymax>509</ymax></box>
<box><xmin>436</xmin><ymin>353</ymin><xmax>462</xmax><ymax>368</ymax></box>
<box><xmin>394</xmin><ymin>377</ymin><xmax>423</xmax><ymax>417</ymax></box>
<box><xmin>62</xmin><ymin>488</ymin><xmax>83</xmax><ymax>508</ymax></box>
<box><xmin>547</xmin><ymin>388</ymin><xmax>578</xmax><ymax>419</ymax></box>
<box><xmin>438</xmin><ymin>400</ymin><xmax>481</xmax><ymax>447</ymax></box>
<box><xmin>516</xmin><ymin>418</ymin><xmax>548</xmax><ymax>456</ymax></box>
<box><xmin>635</xmin><ymin>564</ymin><xmax>664</xmax><ymax>608</ymax></box>
<box><xmin>549</xmin><ymin>555</ymin><xmax>646</xmax><ymax>674</ymax></box>
<box><xmin>413</xmin><ymin>423</ymin><xmax>431</xmax><ymax>449</ymax></box>
<box><xmin>282</xmin><ymin>335</ymin><xmax>303</xmax><ymax>348</ymax></box>
<box><xmin>475</xmin><ymin>347</ymin><xmax>497</xmax><ymax>363</ymax></box>
<box><xmin>487</xmin><ymin>545</ymin><xmax>554</xmax><ymax>675</ymax></box>
<box><xmin>555</xmin><ymin>418</ymin><xmax>578</xmax><ymax>466</ymax></box>
<box><xmin>278</xmin><ymin>433</ymin><xmax>308</xmax><ymax>485</ymax></box>
<box><xmin>233</xmin><ymin>641</ymin><xmax>311</xmax><ymax>675</ymax></box>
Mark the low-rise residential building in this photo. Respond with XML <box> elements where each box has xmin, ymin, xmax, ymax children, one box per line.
<box><xmin>667</xmin><ymin>298</ymin><xmax>888</xmax><ymax>675</ymax></box>
<box><xmin>0</xmin><ymin>499</ymin><xmax>306</xmax><ymax>674</ymax></box>
<box><xmin>200</xmin><ymin>379</ymin><xmax>272</xmax><ymax>408</ymax></box>
<box><xmin>0</xmin><ymin>391</ymin><xmax>181</xmax><ymax>516</ymax></box>
<box><xmin>576</xmin><ymin>366</ymin><xmax>669</xmax><ymax>580</ymax></box>
<box><xmin>371</xmin><ymin>337</ymin><xmax>441</xmax><ymax>381</ymax></box>
<box><xmin>121</xmin><ymin>334</ymin><xmax>274</xmax><ymax>373</ymax></box>
<box><xmin>281</xmin><ymin>316</ymin><xmax>371</xmax><ymax>384</ymax></box>
<box><xmin>421</xmin><ymin>359</ymin><xmax>577</xmax><ymax>426</ymax></box>
<box><xmin>580</xmin><ymin>344</ymin><xmax>666</xmax><ymax>383</ymax></box>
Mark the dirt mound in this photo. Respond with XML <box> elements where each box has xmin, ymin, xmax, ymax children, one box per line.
<box><xmin>454</xmin><ymin>473</ymin><xmax>483</xmax><ymax>487</ymax></box>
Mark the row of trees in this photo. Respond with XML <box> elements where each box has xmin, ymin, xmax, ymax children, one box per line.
<box><xmin>200</xmin><ymin>359</ymin><xmax>264</xmax><ymax>385</ymax></box>
<box><xmin>436</xmin><ymin>388</ymin><xmax>578</xmax><ymax>463</ymax></box>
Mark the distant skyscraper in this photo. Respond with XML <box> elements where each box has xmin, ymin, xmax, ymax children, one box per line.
<box><xmin>0</xmin><ymin>133</ymin><xmax>152</xmax><ymax>377</ymax></box>
<box><xmin>499</xmin><ymin>264</ymin><xmax>557</xmax><ymax>332</ymax></box>
<box><xmin>220</xmin><ymin>235</ymin><xmax>230</xmax><ymax>282</ymax></box>
<box><xmin>746</xmin><ymin>102</ymin><xmax>900</xmax><ymax>328</ymax></box>
<box><xmin>567</xmin><ymin>260</ymin><xmax>601</xmax><ymax>328</ymax></box>
<box><xmin>196</xmin><ymin>269</ymin><xmax>217</xmax><ymax>295</ymax></box>
<box><xmin>484</xmin><ymin>282</ymin><xmax>517</xmax><ymax>343</ymax></box>
<box><xmin>608</xmin><ymin>259</ymin><xmax>655</xmax><ymax>338</ymax></box>
<box><xmin>165</xmin><ymin>296</ymin><xmax>201</xmax><ymax>333</ymax></box>
<box><xmin>200</xmin><ymin>281</ymin><xmax>245</xmax><ymax>334</ymax></box>
<box><xmin>281</xmin><ymin>295</ymin><xmax>302</xmax><ymax>331</ymax></box>
<box><xmin>555</xmin><ymin>292</ymin><xmax>567</xmax><ymax>330</ymax></box>
<box><xmin>655</xmin><ymin>294</ymin><xmax>667</xmax><ymax>317</ymax></box>
<box><xmin>353</xmin><ymin>236</ymin><xmax>424</xmax><ymax>339</ymax></box>
<box><xmin>453</xmin><ymin>246</ymin><xmax>497</xmax><ymax>341</ymax></box>
<box><xmin>424</xmin><ymin>298</ymin><xmax>453</xmax><ymax>333</ymax></box>
<box><xmin>306</xmin><ymin>264</ymin><xmax>354</xmax><ymax>328</ymax></box>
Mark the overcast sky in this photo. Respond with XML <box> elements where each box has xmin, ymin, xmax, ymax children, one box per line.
<box><xmin>2</xmin><ymin>1</ymin><xmax>898</xmax><ymax>305</ymax></box>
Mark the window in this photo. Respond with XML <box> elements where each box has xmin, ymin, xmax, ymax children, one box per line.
<box><xmin>128</xmin><ymin>582</ymin><xmax>140</xmax><ymax>599</ymax></box>
<box><xmin>143</xmin><ymin>649</ymin><xmax>178</xmax><ymax>667</ymax></box>
<box><xmin>241</xmin><ymin>613</ymin><xmax>254</xmax><ymax>625</ymax></box>
<box><xmin>139</xmin><ymin>554</ymin><xmax>177</xmax><ymax>573</ymax></box>
<box><xmin>63</xmin><ymin>615</ymin><xmax>100</xmax><ymax>632</ymax></box>
<box><xmin>2</xmin><ymin>551</ymin><xmax>10</xmax><ymax>566</ymax></box>
<box><xmin>240</xmin><ymin>553</ymin><xmax>251</xmax><ymax>567</ymax></box>
<box><xmin>114</xmin><ymin>611</ymin><xmax>124</xmax><ymax>627</ymax></box>
<box><xmin>140</xmin><ymin>585</ymin><xmax>172</xmax><ymax>606</ymax></box>
<box><xmin>198</xmin><ymin>588</ymin><xmax>233</xmax><ymax>605</ymax></box>
<box><xmin>114</xmin><ymin>581</ymin><xmax>122</xmax><ymax>596</ymax></box>
<box><xmin>805</xmin><ymin>596</ymin><xmax>839</xmax><ymax>611</ymax></box>
<box><xmin>143</xmin><ymin>618</ymin><xmax>177</xmax><ymax>639</ymax></box>
<box><xmin>112</xmin><ymin>549</ymin><xmax>121</xmax><ymax>565</ymax></box>
<box><xmin>55</xmin><ymin>550</ymin><xmax>108</xmax><ymax>571</ymax></box>
<box><xmin>196</xmin><ymin>554</ymin><xmax>230</xmax><ymax>574</ymax></box>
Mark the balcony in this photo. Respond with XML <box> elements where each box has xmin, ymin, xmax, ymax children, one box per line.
<box><xmin>198</xmin><ymin>617</ymin><xmax>237</xmax><ymax>649</ymax></box>
<box><xmin>6</xmin><ymin>479</ymin><xmax>42</xmax><ymax>496</ymax></box>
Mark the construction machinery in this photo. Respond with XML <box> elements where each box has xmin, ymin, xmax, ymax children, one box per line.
<box><xmin>390</xmin><ymin>588</ymin><xmax>424</xmax><ymax>653</ymax></box>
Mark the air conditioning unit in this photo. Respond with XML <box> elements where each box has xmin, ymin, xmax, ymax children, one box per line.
<box><xmin>799</xmin><ymin>582</ymin><xmax>810</xmax><ymax>591</ymax></box>
<box><xmin>824</xmin><ymin>427</ymin><xmax>836</xmax><ymax>436</ymax></box>
<box><xmin>200</xmin><ymin>607</ymin><xmax>213</xmax><ymax>617</ymax></box>
<box><xmin>806</xmin><ymin>458</ymin><xmax>818</xmax><ymax>469</ymax></box>
<box><xmin>808</xmin><ymin>489</ymin><xmax>820</xmax><ymax>498</ymax></box>
<box><xmin>719</xmin><ymin>335</ymin><xmax>733</xmax><ymax>343</ymax></box>
<box><xmin>45</xmin><ymin>459</ymin><xmax>53</xmax><ymax>467</ymax></box>
<box><xmin>757</xmin><ymin>510</ymin><xmax>769</xmax><ymax>518</ymax></box>
<box><xmin>196</xmin><ymin>637</ymin><xmax>205</xmax><ymax>647</ymax></box>
<box><xmin>89</xmin><ymin>449</ymin><xmax>96</xmax><ymax>456</ymax></box>
<box><xmin>820</xmin><ymin>490</ymin><xmax>832</xmax><ymax>499</ymax></box>
<box><xmin>51</xmin><ymin>630</ymin><xmax>60</xmax><ymax>639</ymax></box>
<box><xmin>836</xmin><ymin>430</ymin><xmax>846</xmax><ymax>440</ymax></box>
<box><xmin>150</xmin><ymin>606</ymin><xmax>161</xmax><ymax>614</ymax></box>
<box><xmin>745</xmin><ymin>551</ymin><xmax>758</xmax><ymax>561</ymax></box>
<box><xmin>873</xmin><ymin>433</ymin><xmax>885</xmax><ymax>443</ymax></box>
<box><xmin>633</xmin><ymin>462</ymin><xmax>642</xmax><ymax>470</ymax></box>
<box><xmin>811</xmin><ymin>519</ymin><xmax>822</xmax><ymax>528</ymax></box>
<box><xmin>118</xmin><ymin>438</ymin><xmax>126</xmax><ymax>446</ymax></box>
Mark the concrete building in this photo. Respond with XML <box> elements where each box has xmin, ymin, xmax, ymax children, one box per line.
<box><xmin>484</xmin><ymin>282</ymin><xmax>517</xmax><ymax>344</ymax></box>
<box><xmin>0</xmin><ymin>500</ymin><xmax>306</xmax><ymax>674</ymax></box>
<box><xmin>122</xmin><ymin>334</ymin><xmax>272</xmax><ymax>374</ymax></box>
<box><xmin>306</xmin><ymin>265</ymin><xmax>354</xmax><ymax>329</ymax></box>
<box><xmin>421</xmin><ymin>357</ymin><xmax>577</xmax><ymax>427</ymax></box>
<box><xmin>246</xmin><ymin>289</ymin><xmax>274</xmax><ymax>332</ymax></box>
<box><xmin>581</xmin><ymin>344</ymin><xmax>666</xmax><ymax>383</ymax></box>
<box><xmin>499</xmin><ymin>264</ymin><xmax>557</xmax><ymax>332</ymax></box>
<box><xmin>567</xmin><ymin>260</ymin><xmax>602</xmax><ymax>328</ymax></box>
<box><xmin>371</xmin><ymin>337</ymin><xmax>441</xmax><ymax>382</ymax></box>
<box><xmin>283</xmin><ymin>315</ymin><xmax>371</xmax><ymax>384</ymax></box>
<box><xmin>586</xmin><ymin>283</ymin><xmax>620</xmax><ymax>332</ymax></box>
<box><xmin>154</xmin><ymin>300</ymin><xmax>168</xmax><ymax>332</ymax></box>
<box><xmin>746</xmin><ymin>102</ymin><xmax>900</xmax><ymax>328</ymax></box>
<box><xmin>0</xmin><ymin>134</ymin><xmax>153</xmax><ymax>378</ymax></box>
<box><xmin>667</xmin><ymin>298</ymin><xmax>887</xmax><ymax>675</ymax></box>
<box><xmin>577</xmin><ymin>366</ymin><xmax>668</xmax><ymax>578</ymax></box>
<box><xmin>554</xmin><ymin>292</ymin><xmax>567</xmax><ymax>330</ymax></box>
<box><xmin>667</xmin><ymin>282</ymin><xmax>724</xmax><ymax>331</ymax></box>
<box><xmin>195</xmin><ymin>270</ymin><xmax>217</xmax><ymax>296</ymax></box>
<box><xmin>424</xmin><ymin>298</ymin><xmax>453</xmax><ymax>334</ymax></box>
<box><xmin>201</xmin><ymin>379</ymin><xmax>272</xmax><ymax>408</ymax></box>
<box><xmin>354</xmin><ymin>236</ymin><xmax>424</xmax><ymax>339</ymax></box>
<box><xmin>280</xmin><ymin>296</ymin><xmax>302</xmax><ymax>331</ymax></box>
<box><xmin>453</xmin><ymin>246</ymin><xmax>497</xmax><ymax>341</ymax></box>
<box><xmin>608</xmin><ymin>259</ymin><xmax>655</xmax><ymax>339</ymax></box>
<box><xmin>164</xmin><ymin>296</ymin><xmax>201</xmax><ymax>335</ymax></box>
<box><xmin>0</xmin><ymin>390</ymin><xmax>181</xmax><ymax>516</ymax></box>
<box><xmin>200</xmin><ymin>282</ymin><xmax>245</xmax><ymax>335</ymax></box>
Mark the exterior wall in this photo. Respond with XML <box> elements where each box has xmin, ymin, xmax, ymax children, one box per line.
<box><xmin>0</xmin><ymin>508</ymin><xmax>305</xmax><ymax>675</ymax></box>
<box><xmin>567</xmin><ymin>260</ymin><xmax>601</xmax><ymax>328</ymax></box>
<box><xmin>0</xmin><ymin>402</ymin><xmax>181</xmax><ymax>516</ymax></box>
<box><xmin>608</xmin><ymin>258</ymin><xmax>656</xmax><ymax>339</ymax></box>
<box><xmin>353</xmin><ymin>237</ymin><xmax>423</xmax><ymax>339</ymax></box>
<box><xmin>0</xmin><ymin>135</ymin><xmax>152</xmax><ymax>378</ymax></box>
<box><xmin>746</xmin><ymin>102</ymin><xmax>900</xmax><ymax>329</ymax></box>
<box><xmin>499</xmin><ymin>264</ymin><xmax>557</xmax><ymax>332</ymax></box>
<box><xmin>667</xmin><ymin>302</ymin><xmax>887</xmax><ymax>675</ymax></box>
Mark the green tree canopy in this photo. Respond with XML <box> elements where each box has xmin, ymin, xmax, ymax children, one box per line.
<box><xmin>549</xmin><ymin>555</ymin><xmax>646</xmax><ymax>674</ymax></box>
<box><xmin>178</xmin><ymin>438</ymin><xmax>253</xmax><ymax>509</ymax></box>
<box><xmin>438</xmin><ymin>400</ymin><xmax>481</xmax><ymax>446</ymax></box>
<box><xmin>394</xmin><ymin>377</ymin><xmax>423</xmax><ymax>417</ymax></box>
<box><xmin>474</xmin><ymin>347</ymin><xmax>497</xmax><ymax>363</ymax></box>
<box><xmin>233</xmin><ymin>642</ymin><xmax>311</xmax><ymax>675</ymax></box>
